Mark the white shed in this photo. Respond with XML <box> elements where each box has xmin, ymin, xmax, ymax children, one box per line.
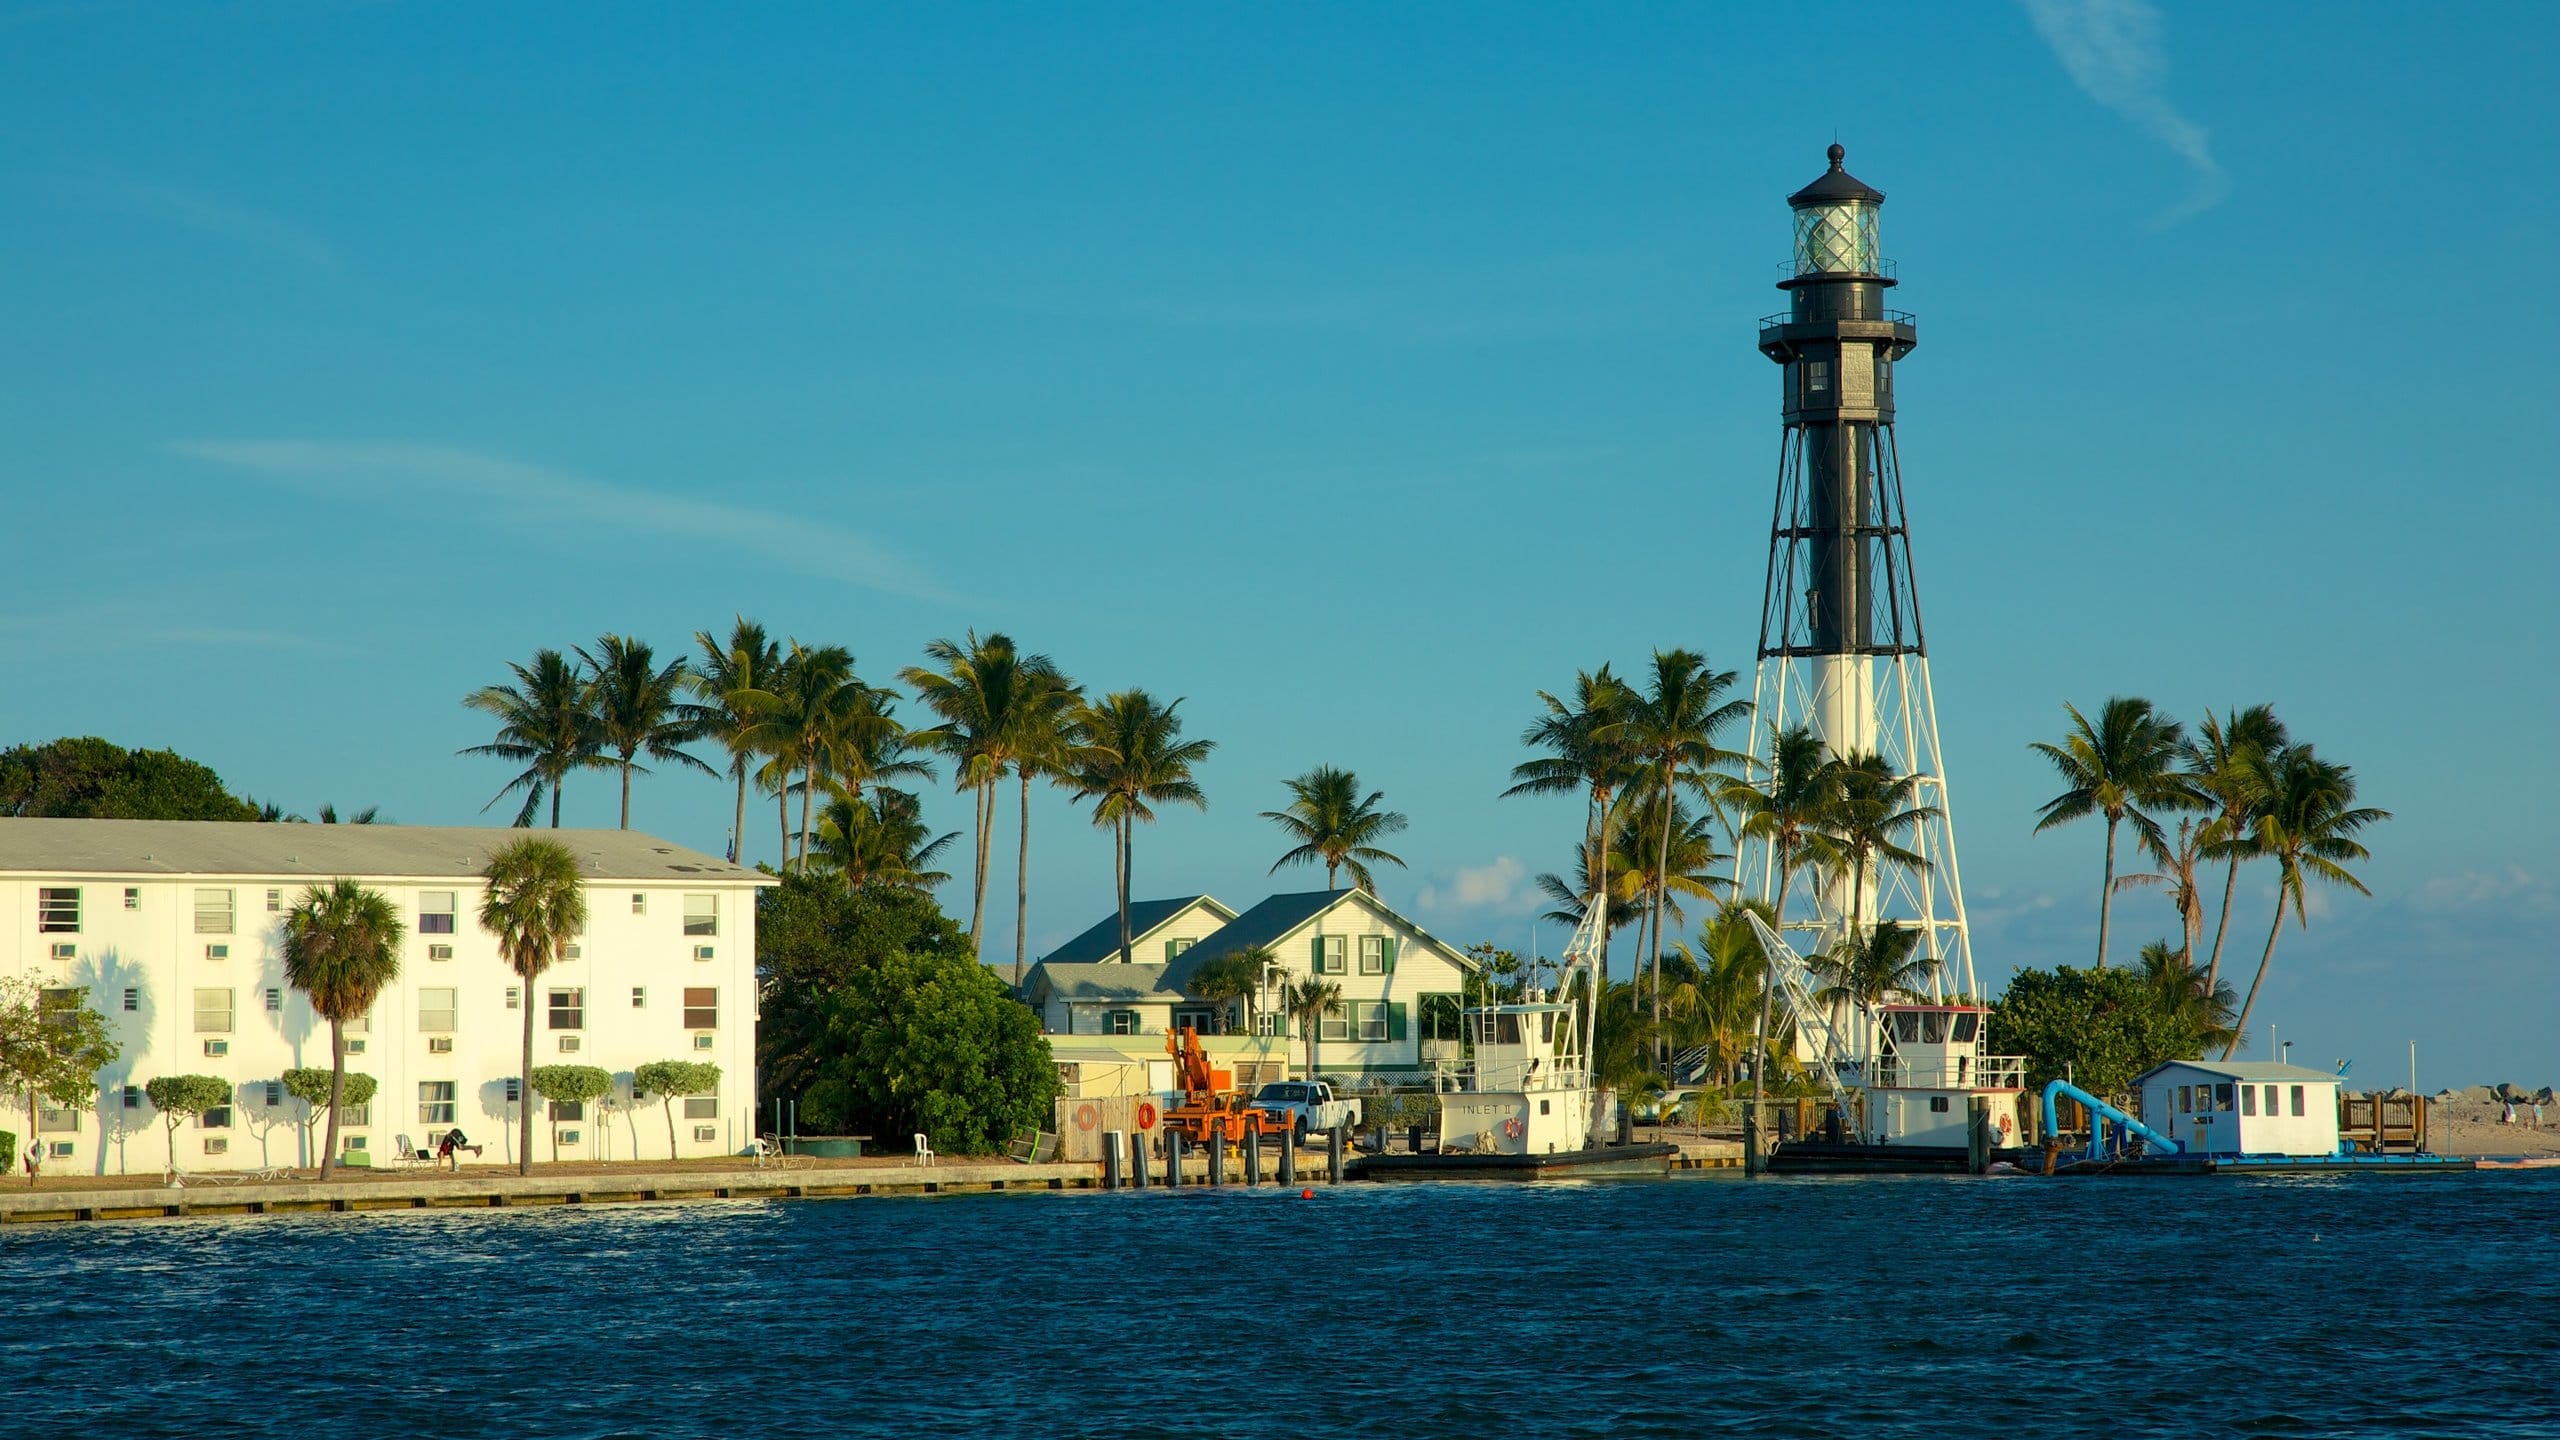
<box><xmin>2136</xmin><ymin>1060</ymin><xmax>2342</xmax><ymax>1158</ymax></box>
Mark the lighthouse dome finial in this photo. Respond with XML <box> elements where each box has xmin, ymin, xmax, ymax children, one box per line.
<box><xmin>1827</xmin><ymin>143</ymin><xmax>1845</xmax><ymax>167</ymax></box>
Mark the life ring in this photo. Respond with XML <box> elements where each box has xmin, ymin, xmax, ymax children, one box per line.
<box><xmin>1135</xmin><ymin>1101</ymin><xmax>1159</xmax><ymax>1130</ymax></box>
<box><xmin>1073</xmin><ymin>1103</ymin><xmax>1099</xmax><ymax>1132</ymax></box>
<box><xmin>1996</xmin><ymin>1113</ymin><xmax>2014</xmax><ymax>1139</ymax></box>
<box><xmin>1500</xmin><ymin>1116</ymin><xmax>1526</xmax><ymax>1141</ymax></box>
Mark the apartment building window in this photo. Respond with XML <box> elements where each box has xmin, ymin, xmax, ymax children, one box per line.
<box><xmin>418</xmin><ymin>892</ymin><xmax>456</xmax><ymax>935</ymax></box>
<box><xmin>418</xmin><ymin>1082</ymin><xmax>456</xmax><ymax>1126</ymax></box>
<box><xmin>548</xmin><ymin>988</ymin><xmax>585</xmax><ymax>1031</ymax></box>
<box><xmin>125</xmin><ymin>887</ymin><xmax>142</xmax><ymax>911</ymax></box>
<box><xmin>38</xmin><ymin>988</ymin><xmax>79</xmax><ymax>1030</ymax></box>
<box><xmin>506</xmin><ymin>987</ymin><xmax>521</xmax><ymax>1010</ymax></box>
<box><xmin>37</xmin><ymin>888</ymin><xmax>80</xmax><ymax>933</ymax></box>
<box><xmin>194</xmin><ymin>888</ymin><xmax>235</xmax><ymax>935</ymax></box>
<box><xmin>194</xmin><ymin>988</ymin><xmax>235</xmax><ymax>1035</ymax></box>
<box><xmin>548</xmin><ymin>1099</ymin><xmax>584</xmax><ymax>1123</ymax></box>
<box><xmin>36</xmin><ymin>1104</ymin><xmax>79</xmax><ymax>1133</ymax></box>
<box><xmin>630</xmin><ymin>892</ymin><xmax>647</xmax><ymax>915</ymax></box>
<box><xmin>682</xmin><ymin>988</ymin><xmax>718</xmax><ymax>1030</ymax></box>
<box><xmin>503</xmin><ymin>1078</ymin><xmax>521</xmax><ymax>1104</ymax></box>
<box><xmin>266</xmin><ymin>888</ymin><xmax>283</xmax><ymax>913</ymax></box>
<box><xmin>683</xmin><ymin>1096</ymin><xmax>718</xmax><ymax>1120</ymax></box>
<box><xmin>264</xmin><ymin>988</ymin><xmax>283</xmax><ymax>1013</ymax></box>
<box><xmin>1358</xmin><ymin>936</ymin><xmax>1387</xmax><ymax>976</ymax></box>
<box><xmin>198</xmin><ymin>1099</ymin><xmax>234</xmax><ymax>1129</ymax></box>
<box><xmin>419</xmin><ymin>987</ymin><xmax>458</xmax><ymax>1033</ymax></box>
<box><xmin>632</xmin><ymin>987</ymin><xmax>647</xmax><ymax>1009</ymax></box>
<box><xmin>344</xmin><ymin>1013</ymin><xmax>369</xmax><ymax>1035</ymax></box>
<box><xmin>122</xmin><ymin>1086</ymin><xmax>142</xmax><ymax>1110</ymax></box>
<box><xmin>1356</xmin><ymin>1002</ymin><xmax>1388</xmax><ymax>1042</ymax></box>
<box><xmin>342</xmin><ymin>1100</ymin><xmax>371</xmax><ymax>1128</ymax></box>
<box><xmin>1319</xmin><ymin>1003</ymin><xmax>1349</xmax><ymax>1042</ymax></box>
<box><xmin>682</xmin><ymin>894</ymin><xmax>717</xmax><ymax>937</ymax></box>
<box><xmin>262</xmin><ymin>1081</ymin><xmax>285</xmax><ymax>1108</ymax></box>
<box><xmin>1315</xmin><ymin>935</ymin><xmax>1347</xmax><ymax>975</ymax></box>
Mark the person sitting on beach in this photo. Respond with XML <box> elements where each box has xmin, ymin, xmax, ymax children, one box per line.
<box><xmin>437</xmin><ymin>1129</ymin><xmax>485</xmax><ymax>1168</ymax></box>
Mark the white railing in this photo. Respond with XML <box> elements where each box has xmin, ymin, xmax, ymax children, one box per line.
<box><xmin>1870</xmin><ymin>1054</ymin><xmax>2027</xmax><ymax>1089</ymax></box>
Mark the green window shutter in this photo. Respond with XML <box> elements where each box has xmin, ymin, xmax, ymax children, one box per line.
<box><xmin>1311</xmin><ymin>934</ymin><xmax>1325</xmax><ymax>972</ymax></box>
<box><xmin>1387</xmin><ymin>1001</ymin><xmax>1408</xmax><ymax>1043</ymax></box>
<box><xmin>1382</xmin><ymin>938</ymin><xmax>1398</xmax><ymax>973</ymax></box>
<box><xmin>1164</xmin><ymin>939</ymin><xmax>1177</xmax><ymax>963</ymax></box>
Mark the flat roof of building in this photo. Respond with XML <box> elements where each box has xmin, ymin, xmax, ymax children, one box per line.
<box><xmin>0</xmin><ymin>818</ymin><xmax>769</xmax><ymax>884</ymax></box>
<box><xmin>2135</xmin><ymin>1059</ymin><xmax>2343</xmax><ymax>1085</ymax></box>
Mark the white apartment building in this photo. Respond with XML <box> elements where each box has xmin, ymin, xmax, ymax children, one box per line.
<box><xmin>0</xmin><ymin>819</ymin><xmax>771</xmax><ymax>1175</ymax></box>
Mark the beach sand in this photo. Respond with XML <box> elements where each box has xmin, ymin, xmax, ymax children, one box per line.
<box><xmin>2428</xmin><ymin>1098</ymin><xmax>2560</xmax><ymax>1158</ymax></box>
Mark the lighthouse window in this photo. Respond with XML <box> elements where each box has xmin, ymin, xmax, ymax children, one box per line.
<box><xmin>1877</xmin><ymin>355</ymin><xmax>1893</xmax><ymax>392</ymax></box>
<box><xmin>1805</xmin><ymin>359</ymin><xmax>1833</xmax><ymax>395</ymax></box>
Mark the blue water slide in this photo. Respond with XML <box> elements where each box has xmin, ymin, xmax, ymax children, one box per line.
<box><xmin>2041</xmin><ymin>1079</ymin><xmax>2181</xmax><ymax>1160</ymax></box>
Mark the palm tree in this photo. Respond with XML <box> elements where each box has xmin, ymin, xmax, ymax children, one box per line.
<box><xmin>1661</xmin><ymin>904</ymin><xmax>1773</xmax><ymax>1088</ymax></box>
<box><xmin>809</xmin><ymin>785</ymin><xmax>959</xmax><ymax>892</ymax></box>
<box><xmin>1006</xmin><ymin>668</ymin><xmax>1084</xmax><ymax>986</ymax></box>
<box><xmin>2223</xmin><ymin>746</ymin><xmax>2389</xmax><ymax>1059</ymax></box>
<box><xmin>1811</xmin><ymin>920</ymin><xmax>1933</xmax><ymax>1013</ymax></box>
<box><xmin>1606</xmin><ymin>790</ymin><xmax>1729</xmax><ymax>967</ymax></box>
<box><xmin>2029</xmin><ymin>697</ymin><xmax>2193</xmax><ymax>969</ymax></box>
<box><xmin>280</xmin><ymin>879</ymin><xmax>402</xmax><ymax>1178</ymax></box>
<box><xmin>479</xmin><ymin>837</ymin><xmax>589</xmax><ymax>1175</ymax></box>
<box><xmin>1263</xmin><ymin>766</ymin><xmax>1409</xmax><ymax>892</ymax></box>
<box><xmin>742</xmin><ymin>643</ymin><xmax>873</xmax><ymax>873</ymax></box>
<box><xmin>576</xmin><ymin>634</ymin><xmax>713</xmax><ymax>829</ymax></box>
<box><xmin>2139</xmin><ymin>939</ymin><xmax>2240</xmax><ymax>1057</ymax></box>
<box><xmin>1504</xmin><ymin>667</ymin><xmax>1641</xmax><ymax>932</ymax></box>
<box><xmin>1283</xmin><ymin>975</ymin><xmax>1342</xmax><ymax>1081</ymax></box>
<box><xmin>1183</xmin><ymin>945</ymin><xmax>1274</xmax><ymax>1034</ymax></box>
<box><xmin>1813</xmin><ymin>750</ymin><xmax>1941</xmax><ymax>959</ymax></box>
<box><xmin>1621</xmin><ymin>649</ymin><xmax>1748</xmax><ymax>1030</ymax></box>
<box><xmin>902</xmin><ymin>632</ymin><xmax>1070</xmax><ymax>961</ymax></box>
<box><xmin>460</xmin><ymin>649</ymin><xmax>602</xmax><ymax>827</ymax></box>
<box><xmin>685</xmin><ymin>618</ymin><xmax>784</xmax><ymax>863</ymax></box>
<box><xmin>2118</xmin><ymin>815</ymin><xmax>2209</xmax><ymax>961</ymax></box>
<box><xmin>1724</xmin><ymin>722</ymin><xmax>1837</xmax><ymax>1116</ymax></box>
<box><xmin>2185</xmin><ymin>704</ymin><xmax>2289</xmax><ymax>993</ymax></box>
<box><xmin>1066</xmin><ymin>690</ymin><xmax>1215</xmax><ymax>963</ymax></box>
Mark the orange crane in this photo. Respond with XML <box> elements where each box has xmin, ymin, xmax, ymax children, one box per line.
<box><xmin>1163</xmin><ymin>1026</ymin><xmax>1290</xmax><ymax>1145</ymax></box>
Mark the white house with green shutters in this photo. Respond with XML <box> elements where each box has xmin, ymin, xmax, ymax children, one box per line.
<box><xmin>1023</xmin><ymin>888</ymin><xmax>1476</xmax><ymax>1078</ymax></box>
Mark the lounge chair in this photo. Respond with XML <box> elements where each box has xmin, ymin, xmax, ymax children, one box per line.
<box><xmin>393</xmin><ymin>1135</ymin><xmax>440</xmax><ymax>1168</ymax></box>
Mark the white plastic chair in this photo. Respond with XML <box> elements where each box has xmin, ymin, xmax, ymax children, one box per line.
<box><xmin>912</xmin><ymin>1132</ymin><xmax>935</xmax><ymax>1167</ymax></box>
<box><xmin>394</xmin><ymin>1134</ymin><xmax>439</xmax><ymax>1168</ymax></box>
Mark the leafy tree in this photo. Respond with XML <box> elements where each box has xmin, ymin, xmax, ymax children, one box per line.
<box><xmin>1283</xmin><ymin>976</ymin><xmax>1341</xmax><ymax>1081</ymax></box>
<box><xmin>280</xmin><ymin>879</ymin><xmax>402</xmax><ymax>1177</ymax></box>
<box><xmin>577</xmin><ymin>633</ymin><xmax>713</xmax><ymax>830</ymax></box>
<box><xmin>0</xmin><ymin>979</ymin><xmax>122</xmax><ymax>1161</ymax></box>
<box><xmin>685</xmin><ymin>617</ymin><xmax>785</xmax><ymax>863</ymax></box>
<box><xmin>461</xmin><ymin>649</ymin><xmax>602</xmax><ymax>827</ymax></box>
<box><xmin>1066</xmin><ymin>690</ymin><xmax>1214</xmax><ymax>963</ymax></box>
<box><xmin>481</xmin><ymin>837</ymin><xmax>589</xmax><ymax>1174</ymax></box>
<box><xmin>1263</xmin><ymin>765</ymin><xmax>1408</xmax><ymax>893</ymax></box>
<box><xmin>528</xmin><ymin>1064</ymin><xmax>615</xmax><ymax>1162</ymax></box>
<box><xmin>2185</xmin><ymin>704</ymin><xmax>2288</xmax><ymax>992</ymax></box>
<box><xmin>144</xmin><ymin>1074</ymin><xmax>234</xmax><ymax>1179</ymax></box>
<box><xmin>280</xmin><ymin>1068</ymin><xmax>377</xmax><ymax>1164</ymax></box>
<box><xmin>1461</xmin><ymin>944</ymin><xmax>1526</xmax><ymax>1006</ymax></box>
<box><xmin>632</xmin><ymin>1060</ymin><xmax>724</xmax><ymax>1160</ymax></box>
<box><xmin>795</xmin><ymin>946</ymin><xmax>1057</xmax><ymax>1155</ymax></box>
<box><xmin>2029</xmin><ymin>697</ymin><xmax>2194</xmax><ymax>969</ymax></box>
<box><xmin>902</xmin><ymin>632</ymin><xmax>1071</xmax><ymax>965</ymax></box>
<box><xmin>1988</xmin><ymin>965</ymin><xmax>2193</xmax><ymax>1098</ymax></box>
<box><xmin>0</xmin><ymin>736</ymin><xmax>259</xmax><ymax>820</ymax></box>
<box><xmin>756</xmin><ymin>872</ymin><xmax>977</xmax><ymax>1105</ymax></box>
<box><xmin>2224</xmin><ymin>745</ymin><xmax>2388</xmax><ymax>1059</ymax></box>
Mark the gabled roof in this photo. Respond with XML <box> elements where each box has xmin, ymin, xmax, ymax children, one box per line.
<box><xmin>1159</xmin><ymin>888</ymin><xmax>1479</xmax><ymax>993</ymax></box>
<box><xmin>2134</xmin><ymin>1059</ymin><xmax>2343</xmax><ymax>1085</ymax></box>
<box><xmin>1037</xmin><ymin>895</ymin><xmax>1235</xmax><ymax>966</ymax></box>
<box><xmin>1023</xmin><ymin>961</ymin><xmax>1177</xmax><ymax>1005</ymax></box>
<box><xmin>0</xmin><ymin>818</ymin><xmax>767</xmax><ymax>884</ymax></box>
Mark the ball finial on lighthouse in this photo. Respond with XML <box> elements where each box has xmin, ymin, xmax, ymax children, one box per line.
<box><xmin>1827</xmin><ymin>142</ymin><xmax>1845</xmax><ymax>167</ymax></box>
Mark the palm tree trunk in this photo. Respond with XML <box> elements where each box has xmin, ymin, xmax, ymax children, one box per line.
<box><xmin>2096</xmin><ymin>816</ymin><xmax>2119</xmax><ymax>969</ymax></box>
<box><xmin>1653</xmin><ymin>775</ymin><xmax>1675</xmax><ymax>1051</ymax></box>
<box><xmin>518</xmin><ymin>986</ymin><xmax>536</xmax><ymax>1176</ymax></box>
<box><xmin>1116</xmin><ymin>814</ymin><xmax>1134</xmax><ymax>963</ymax></box>
<box><xmin>796</xmin><ymin>758</ymin><xmax>816</xmax><ymax>872</ymax></box>
<box><xmin>619</xmin><ymin>754</ymin><xmax>634</xmax><ymax>829</ymax></box>
<box><xmin>1751</xmin><ymin>848</ymin><xmax>1791</xmax><ymax>1127</ymax></box>
<box><xmin>730</xmin><ymin>764</ymin><xmax>748</xmax><ymax>864</ymax></box>
<box><xmin>777</xmin><ymin>784</ymin><xmax>790</xmax><ymax>869</ymax></box>
<box><xmin>1015</xmin><ymin>766</ymin><xmax>1032</xmax><ymax>989</ymax></box>
<box><xmin>549</xmin><ymin>780</ymin><xmax>563</xmax><ymax>829</ymax></box>
<box><xmin>320</xmin><ymin>1018</ymin><xmax>345</xmax><ymax>1179</ymax></box>
<box><xmin>2205</xmin><ymin>854</ymin><xmax>2242</xmax><ymax>992</ymax></box>
<box><xmin>2223</xmin><ymin>890</ymin><xmax>2289</xmax><ymax>1060</ymax></box>
<box><xmin>1585</xmin><ymin>783</ymin><xmax>1608</xmax><ymax>1141</ymax></box>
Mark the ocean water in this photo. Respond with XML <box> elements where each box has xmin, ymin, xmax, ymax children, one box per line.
<box><xmin>3</xmin><ymin>1171</ymin><xmax>2556</xmax><ymax>1439</ymax></box>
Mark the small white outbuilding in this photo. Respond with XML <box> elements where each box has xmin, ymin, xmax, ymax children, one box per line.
<box><xmin>2135</xmin><ymin>1060</ymin><xmax>2342</xmax><ymax>1157</ymax></box>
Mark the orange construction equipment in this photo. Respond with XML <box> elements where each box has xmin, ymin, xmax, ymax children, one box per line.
<box><xmin>1163</xmin><ymin>1026</ymin><xmax>1289</xmax><ymax>1145</ymax></box>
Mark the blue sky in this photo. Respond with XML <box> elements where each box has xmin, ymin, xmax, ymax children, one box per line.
<box><xmin>2</xmin><ymin>4</ymin><xmax>2553</xmax><ymax>1084</ymax></box>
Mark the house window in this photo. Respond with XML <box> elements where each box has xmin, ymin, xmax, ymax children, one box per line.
<box><xmin>36</xmin><ymin>1104</ymin><xmax>79</xmax><ymax>1133</ymax></box>
<box><xmin>37</xmin><ymin>888</ymin><xmax>80</xmax><ymax>933</ymax></box>
<box><xmin>549</xmin><ymin>1099</ymin><xmax>584</xmax><ymax>1123</ymax></box>
<box><xmin>419</xmin><ymin>987</ymin><xmax>458</xmax><ymax>1033</ymax></box>
<box><xmin>1172</xmin><ymin>1007</ymin><xmax>1215</xmax><ymax>1034</ymax></box>
<box><xmin>200</xmin><ymin>1103</ymin><xmax>233</xmax><ymax>1130</ymax></box>
<box><xmin>682</xmin><ymin>894</ymin><xmax>717</xmax><ymax>937</ymax></box>
<box><xmin>683</xmin><ymin>987</ymin><xmax>718</xmax><ymax>1030</ymax></box>
<box><xmin>1420</xmin><ymin>994</ymin><xmax>1463</xmax><ymax>1043</ymax></box>
<box><xmin>419</xmin><ymin>892</ymin><xmax>457</xmax><ymax>935</ymax></box>
<box><xmin>125</xmin><ymin>887</ymin><xmax>142</xmax><ymax>910</ymax></box>
<box><xmin>1165</xmin><ymin>938</ymin><xmax>1194</xmax><ymax>961</ymax></box>
<box><xmin>264</xmin><ymin>988</ymin><xmax>283</xmax><ymax>1012</ymax></box>
<box><xmin>266</xmin><ymin>888</ymin><xmax>282</xmax><ymax>913</ymax></box>
<box><xmin>193</xmin><ymin>888</ymin><xmax>234</xmax><ymax>935</ymax></box>
<box><xmin>1106</xmin><ymin>1010</ymin><xmax>1138</xmax><ymax>1036</ymax></box>
<box><xmin>1359</xmin><ymin>936</ymin><xmax>1386</xmax><ymax>976</ymax></box>
<box><xmin>1929</xmin><ymin>1096</ymin><xmax>1950</xmax><ymax>1113</ymax></box>
<box><xmin>2214</xmin><ymin>1084</ymin><xmax>2234</xmax><ymax>1112</ymax></box>
<box><xmin>122</xmin><ymin>987</ymin><xmax>139</xmax><ymax>1013</ymax></box>
<box><xmin>1317</xmin><ymin>936</ymin><xmax>1347</xmax><ymax>975</ymax></box>
<box><xmin>2290</xmin><ymin>1085</ymin><xmax>2306</xmax><ymax>1117</ymax></box>
<box><xmin>683</xmin><ymin>1096</ymin><xmax>718</xmax><ymax>1120</ymax></box>
<box><xmin>194</xmin><ymin>988</ymin><xmax>234</xmax><ymax>1034</ymax></box>
<box><xmin>548</xmin><ymin>988</ymin><xmax>585</xmax><ymax>1031</ymax></box>
<box><xmin>1320</xmin><ymin>1003</ymin><xmax>1349</xmax><ymax>1042</ymax></box>
<box><xmin>1356</xmin><ymin>1002</ymin><xmax>1387</xmax><ymax>1042</ymax></box>
<box><xmin>1255</xmin><ymin>1011</ymin><xmax>1282</xmax><ymax>1038</ymax></box>
<box><xmin>418</xmin><ymin>1082</ymin><xmax>456</xmax><ymax>1125</ymax></box>
<box><xmin>632</xmin><ymin>987</ymin><xmax>647</xmax><ymax>1009</ymax></box>
<box><xmin>2241</xmin><ymin>1085</ymin><xmax>2256</xmax><ymax>1117</ymax></box>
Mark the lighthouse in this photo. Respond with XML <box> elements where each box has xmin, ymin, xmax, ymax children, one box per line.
<box><xmin>1740</xmin><ymin>145</ymin><xmax>1977</xmax><ymax>999</ymax></box>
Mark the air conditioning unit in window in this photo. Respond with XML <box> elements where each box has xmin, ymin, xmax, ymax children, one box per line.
<box><xmin>206</xmin><ymin>944</ymin><xmax>229</xmax><ymax>961</ymax></box>
<box><xmin>557</xmin><ymin>1128</ymin><xmax>582</xmax><ymax>1146</ymax></box>
<box><xmin>428</xmin><ymin>944</ymin><xmax>453</xmax><ymax>961</ymax></box>
<box><xmin>693</xmin><ymin>1125</ymin><xmax>717</xmax><ymax>1143</ymax></box>
<box><xmin>345</xmin><ymin>1039</ymin><xmax>367</xmax><ymax>1055</ymax></box>
<box><xmin>692</xmin><ymin>1033</ymin><xmax>715</xmax><ymax>1051</ymax></box>
<box><xmin>48</xmin><ymin>1142</ymin><xmax>73</xmax><ymax>1160</ymax></box>
<box><xmin>693</xmin><ymin>945</ymin><xmax>715</xmax><ymax>961</ymax></box>
<box><xmin>204</xmin><ymin>1137</ymin><xmax>228</xmax><ymax>1155</ymax></box>
<box><xmin>427</xmin><ymin>1037</ymin><xmax>454</xmax><ymax>1054</ymax></box>
<box><xmin>202</xmin><ymin>1039</ymin><xmax>229</xmax><ymax>1057</ymax></box>
<box><xmin>48</xmin><ymin>943</ymin><xmax>75</xmax><ymax>962</ymax></box>
<box><xmin>558</xmin><ymin>1035</ymin><xmax>582</xmax><ymax>1053</ymax></box>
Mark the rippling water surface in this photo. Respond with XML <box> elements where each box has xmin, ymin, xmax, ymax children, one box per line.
<box><xmin>4</xmin><ymin>1171</ymin><xmax>2556</xmax><ymax>1438</ymax></box>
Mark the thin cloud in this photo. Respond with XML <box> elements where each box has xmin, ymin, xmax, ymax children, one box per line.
<box><xmin>2019</xmin><ymin>0</ymin><xmax>2230</xmax><ymax>225</ymax></box>
<box><xmin>78</xmin><ymin>177</ymin><xmax>342</xmax><ymax>269</ymax></box>
<box><xmin>170</xmin><ymin>439</ymin><xmax>953</xmax><ymax>604</ymax></box>
<box><xmin>1415</xmin><ymin>856</ymin><xmax>1540</xmax><ymax>918</ymax></box>
<box><xmin>0</xmin><ymin>607</ymin><xmax>352</xmax><ymax>656</ymax></box>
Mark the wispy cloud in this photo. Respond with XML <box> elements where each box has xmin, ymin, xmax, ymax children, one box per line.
<box><xmin>2019</xmin><ymin>0</ymin><xmax>2230</xmax><ymax>225</ymax></box>
<box><xmin>77</xmin><ymin>177</ymin><xmax>341</xmax><ymax>269</ymax></box>
<box><xmin>170</xmin><ymin>439</ymin><xmax>953</xmax><ymax>604</ymax></box>
<box><xmin>1415</xmin><ymin>856</ymin><xmax>1542</xmax><ymax>919</ymax></box>
<box><xmin>0</xmin><ymin>606</ymin><xmax>352</xmax><ymax>656</ymax></box>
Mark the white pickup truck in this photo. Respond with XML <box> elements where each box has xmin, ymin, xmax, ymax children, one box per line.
<box><xmin>1250</xmin><ymin>1081</ymin><xmax>1363</xmax><ymax>1138</ymax></box>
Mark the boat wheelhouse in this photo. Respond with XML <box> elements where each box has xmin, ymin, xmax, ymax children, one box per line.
<box><xmin>1436</xmin><ymin>1000</ymin><xmax>1591</xmax><ymax>1157</ymax></box>
<box><xmin>1865</xmin><ymin>1002</ymin><xmax>2027</xmax><ymax>1148</ymax></box>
